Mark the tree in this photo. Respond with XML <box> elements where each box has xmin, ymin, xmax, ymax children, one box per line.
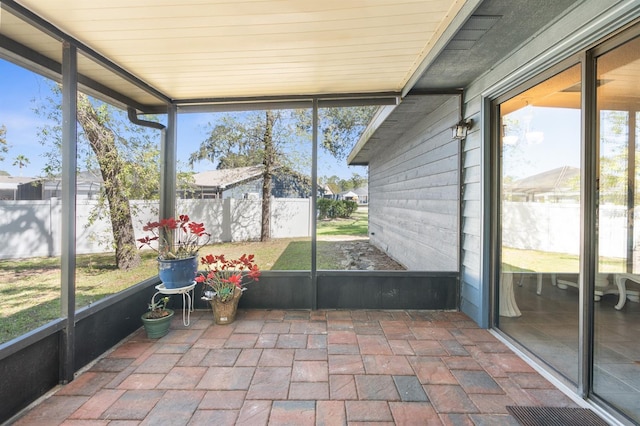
<box><xmin>76</xmin><ymin>94</ymin><xmax>142</xmax><ymax>269</ymax></box>
<box><xmin>12</xmin><ymin>154</ymin><xmax>30</xmax><ymax>175</ymax></box>
<box><xmin>36</xmin><ymin>85</ymin><xmax>162</xmax><ymax>270</ymax></box>
<box><xmin>190</xmin><ymin>110</ymin><xmax>285</xmax><ymax>241</ymax></box>
<box><xmin>0</xmin><ymin>125</ymin><xmax>9</xmax><ymax>162</ymax></box>
<box><xmin>190</xmin><ymin>106</ymin><xmax>376</xmax><ymax>241</ymax></box>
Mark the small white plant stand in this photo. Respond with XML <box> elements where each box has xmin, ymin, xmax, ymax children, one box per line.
<box><xmin>152</xmin><ymin>282</ymin><xmax>197</xmax><ymax>326</ymax></box>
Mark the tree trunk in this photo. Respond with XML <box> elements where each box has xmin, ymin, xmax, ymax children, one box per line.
<box><xmin>76</xmin><ymin>94</ymin><xmax>141</xmax><ymax>270</ymax></box>
<box><xmin>261</xmin><ymin>111</ymin><xmax>275</xmax><ymax>242</ymax></box>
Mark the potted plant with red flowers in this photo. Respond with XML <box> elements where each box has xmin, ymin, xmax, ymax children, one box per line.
<box><xmin>197</xmin><ymin>253</ymin><xmax>260</xmax><ymax>324</ymax></box>
<box><xmin>137</xmin><ymin>215</ymin><xmax>210</xmax><ymax>289</ymax></box>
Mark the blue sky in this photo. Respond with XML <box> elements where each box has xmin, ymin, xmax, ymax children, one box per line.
<box><xmin>502</xmin><ymin>106</ymin><xmax>581</xmax><ymax>180</ymax></box>
<box><xmin>0</xmin><ymin>58</ymin><xmax>366</xmax><ymax>180</ymax></box>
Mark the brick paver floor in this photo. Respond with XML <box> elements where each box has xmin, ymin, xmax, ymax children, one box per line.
<box><xmin>11</xmin><ymin>310</ymin><xmax>586</xmax><ymax>425</ymax></box>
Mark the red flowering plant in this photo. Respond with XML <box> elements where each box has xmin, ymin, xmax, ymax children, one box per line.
<box><xmin>137</xmin><ymin>215</ymin><xmax>210</xmax><ymax>259</ymax></box>
<box><xmin>197</xmin><ymin>254</ymin><xmax>261</xmax><ymax>302</ymax></box>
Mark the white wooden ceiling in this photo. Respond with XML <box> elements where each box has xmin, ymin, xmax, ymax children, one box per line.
<box><xmin>4</xmin><ymin>0</ymin><xmax>469</xmax><ymax>108</ymax></box>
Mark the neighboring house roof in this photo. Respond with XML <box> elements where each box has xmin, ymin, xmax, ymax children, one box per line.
<box><xmin>352</xmin><ymin>186</ymin><xmax>368</xmax><ymax>196</ymax></box>
<box><xmin>507</xmin><ymin>166</ymin><xmax>580</xmax><ymax>195</ymax></box>
<box><xmin>192</xmin><ymin>165</ymin><xmax>266</xmax><ymax>190</ymax></box>
<box><xmin>0</xmin><ymin>176</ymin><xmax>38</xmax><ymax>189</ymax></box>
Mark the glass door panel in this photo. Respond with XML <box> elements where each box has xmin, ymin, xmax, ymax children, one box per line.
<box><xmin>498</xmin><ymin>64</ymin><xmax>582</xmax><ymax>382</ymax></box>
<box><xmin>594</xmin><ymin>35</ymin><xmax>640</xmax><ymax>420</ymax></box>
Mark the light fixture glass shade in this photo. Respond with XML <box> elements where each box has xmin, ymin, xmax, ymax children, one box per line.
<box><xmin>452</xmin><ymin>122</ymin><xmax>468</xmax><ymax>139</ymax></box>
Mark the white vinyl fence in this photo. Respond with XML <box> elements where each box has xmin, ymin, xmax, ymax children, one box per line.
<box><xmin>503</xmin><ymin>201</ymin><xmax>631</xmax><ymax>258</ymax></box>
<box><xmin>0</xmin><ymin>198</ymin><xmax>312</xmax><ymax>260</ymax></box>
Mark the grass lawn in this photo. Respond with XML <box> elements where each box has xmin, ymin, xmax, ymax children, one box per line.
<box><xmin>0</xmin><ymin>207</ymin><xmax>370</xmax><ymax>343</ymax></box>
<box><xmin>502</xmin><ymin>247</ymin><xmax>625</xmax><ymax>272</ymax></box>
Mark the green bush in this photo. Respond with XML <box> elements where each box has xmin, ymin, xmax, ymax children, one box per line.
<box><xmin>317</xmin><ymin>198</ymin><xmax>358</xmax><ymax>219</ymax></box>
<box><xmin>317</xmin><ymin>198</ymin><xmax>333</xmax><ymax>219</ymax></box>
<box><xmin>342</xmin><ymin>200</ymin><xmax>358</xmax><ymax>217</ymax></box>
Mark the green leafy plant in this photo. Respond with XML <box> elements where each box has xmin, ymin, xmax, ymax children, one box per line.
<box><xmin>145</xmin><ymin>296</ymin><xmax>171</xmax><ymax>319</ymax></box>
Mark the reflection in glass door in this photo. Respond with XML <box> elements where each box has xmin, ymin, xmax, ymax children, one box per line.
<box><xmin>594</xmin><ymin>34</ymin><xmax>640</xmax><ymax>420</ymax></box>
<box><xmin>498</xmin><ymin>64</ymin><xmax>582</xmax><ymax>383</ymax></box>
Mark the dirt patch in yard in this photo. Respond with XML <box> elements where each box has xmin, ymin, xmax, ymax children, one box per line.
<box><xmin>320</xmin><ymin>237</ymin><xmax>405</xmax><ymax>270</ymax></box>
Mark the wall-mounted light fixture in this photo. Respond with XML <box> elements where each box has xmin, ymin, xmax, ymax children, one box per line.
<box><xmin>452</xmin><ymin>119</ymin><xmax>473</xmax><ymax>140</ymax></box>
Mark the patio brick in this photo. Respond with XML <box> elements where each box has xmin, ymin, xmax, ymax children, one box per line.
<box><xmin>424</xmin><ymin>385</ymin><xmax>479</xmax><ymax>414</ymax></box>
<box><xmin>409</xmin><ymin>339</ymin><xmax>449</xmax><ymax>356</ymax></box>
<box><xmin>392</xmin><ymin>375</ymin><xmax>429</xmax><ymax>402</ymax></box>
<box><xmin>451</xmin><ymin>370</ymin><xmax>504</xmax><ymax>394</ymax></box>
<box><xmin>468</xmin><ymin>393</ymin><xmax>515</xmax><ymax>414</ymax></box>
<box><xmin>235</xmin><ymin>348</ymin><xmax>262</xmax><ymax>366</ymax></box>
<box><xmin>316</xmin><ymin>401</ymin><xmax>346</xmax><ymax>426</ymax></box>
<box><xmin>100</xmin><ymin>390</ymin><xmax>164</xmax><ymax>420</ymax></box>
<box><xmin>307</xmin><ymin>334</ymin><xmax>327</xmax><ymax>349</ymax></box>
<box><xmin>388</xmin><ymin>339</ymin><xmax>415</xmax><ymax>355</ymax></box>
<box><xmin>236</xmin><ymin>400</ymin><xmax>271</xmax><ymax>426</ymax></box>
<box><xmin>189</xmin><ymin>409</ymin><xmax>238</xmax><ymax>425</ymax></box>
<box><xmin>270</xmin><ymin>401</ymin><xmax>315</xmax><ymax>426</ymax></box>
<box><xmin>345</xmin><ymin>400</ymin><xmax>393</xmax><ymax>422</ymax></box>
<box><xmin>289</xmin><ymin>382</ymin><xmax>330</xmax><ymax>400</ymax></box>
<box><xmin>201</xmin><ymin>348</ymin><xmax>241</xmax><ymax>366</ymax></box>
<box><xmin>408</xmin><ymin>357</ymin><xmax>458</xmax><ymax>385</ymax></box>
<box><xmin>224</xmin><ymin>333</ymin><xmax>259</xmax><ymax>348</ymax></box>
<box><xmin>142</xmin><ymin>390</ymin><xmax>203</xmax><ymax>424</ymax></box>
<box><xmin>12</xmin><ymin>310</ymin><xmax>588</xmax><ymax>425</ymax></box>
<box><xmin>292</xmin><ymin>360</ymin><xmax>328</xmax><ymax>382</ymax></box>
<box><xmin>89</xmin><ymin>358</ymin><xmax>134</xmax><ymax>373</ymax></box>
<box><xmin>108</xmin><ymin>341</ymin><xmax>154</xmax><ymax>359</ymax></box>
<box><xmin>328</xmin><ymin>355</ymin><xmax>365</xmax><ymax>374</ymax></box>
<box><xmin>233</xmin><ymin>320</ymin><xmax>265</xmax><ymax>333</ymax></box>
<box><xmin>276</xmin><ymin>333</ymin><xmax>308</xmax><ymax>348</ymax></box>
<box><xmin>246</xmin><ymin>367</ymin><xmax>291</xmax><ymax>399</ymax></box>
<box><xmin>329</xmin><ymin>375</ymin><xmax>358</xmax><ymax>400</ymax></box>
<box><xmin>294</xmin><ymin>348</ymin><xmax>327</xmax><ymax>360</ymax></box>
<box><xmin>389</xmin><ymin>402</ymin><xmax>440</xmax><ymax>424</ymax></box>
<box><xmin>354</xmin><ymin>375</ymin><xmax>400</xmax><ymax>400</ymax></box>
<box><xmin>327</xmin><ymin>330</ymin><xmax>357</xmax><ymax>345</ymax></box>
<box><xmin>69</xmin><ymin>389</ymin><xmax>125</xmax><ymax>420</ymax></box>
<box><xmin>255</xmin><ymin>333</ymin><xmax>278</xmax><ymax>348</ymax></box>
<box><xmin>133</xmin><ymin>354</ymin><xmax>181</xmax><ymax>374</ymax></box>
<box><xmin>199</xmin><ymin>390</ymin><xmax>246</xmax><ymax>409</ymax></box>
<box><xmin>14</xmin><ymin>396</ymin><xmax>89</xmax><ymax>425</ymax></box>
<box><xmin>118</xmin><ymin>373</ymin><xmax>164</xmax><ymax>390</ymax></box>
<box><xmin>357</xmin><ymin>334</ymin><xmax>393</xmax><ymax>355</ymax></box>
<box><xmin>258</xmin><ymin>348</ymin><xmax>294</xmax><ymax>366</ymax></box>
<box><xmin>157</xmin><ymin>366</ymin><xmax>207</xmax><ymax>389</ymax></box>
<box><xmin>176</xmin><ymin>347</ymin><xmax>209</xmax><ymax>366</ymax></box>
<box><xmin>196</xmin><ymin>367</ymin><xmax>254</xmax><ymax>390</ymax></box>
<box><xmin>362</xmin><ymin>354</ymin><xmax>414</xmax><ymax>375</ymax></box>
<box><xmin>261</xmin><ymin>321</ymin><xmax>291</xmax><ymax>334</ymax></box>
<box><xmin>57</xmin><ymin>372</ymin><xmax>118</xmax><ymax>396</ymax></box>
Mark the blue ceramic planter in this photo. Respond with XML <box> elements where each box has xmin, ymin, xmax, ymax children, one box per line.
<box><xmin>158</xmin><ymin>256</ymin><xmax>198</xmax><ymax>289</ymax></box>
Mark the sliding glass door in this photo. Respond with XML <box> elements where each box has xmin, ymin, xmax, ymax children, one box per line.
<box><xmin>497</xmin><ymin>64</ymin><xmax>582</xmax><ymax>383</ymax></box>
<box><xmin>593</xmin><ymin>33</ymin><xmax>640</xmax><ymax>420</ymax></box>
<box><xmin>496</xmin><ymin>25</ymin><xmax>640</xmax><ymax>423</ymax></box>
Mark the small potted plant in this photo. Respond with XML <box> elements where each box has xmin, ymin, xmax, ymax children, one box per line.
<box><xmin>137</xmin><ymin>215</ymin><xmax>210</xmax><ymax>288</ymax></box>
<box><xmin>198</xmin><ymin>253</ymin><xmax>261</xmax><ymax>324</ymax></box>
<box><xmin>141</xmin><ymin>296</ymin><xmax>174</xmax><ymax>338</ymax></box>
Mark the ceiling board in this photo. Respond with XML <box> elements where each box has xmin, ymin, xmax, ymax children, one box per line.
<box><xmin>3</xmin><ymin>0</ymin><xmax>471</xmax><ymax>108</ymax></box>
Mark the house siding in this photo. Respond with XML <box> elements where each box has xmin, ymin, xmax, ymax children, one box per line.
<box><xmin>368</xmin><ymin>96</ymin><xmax>459</xmax><ymax>271</ymax></box>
